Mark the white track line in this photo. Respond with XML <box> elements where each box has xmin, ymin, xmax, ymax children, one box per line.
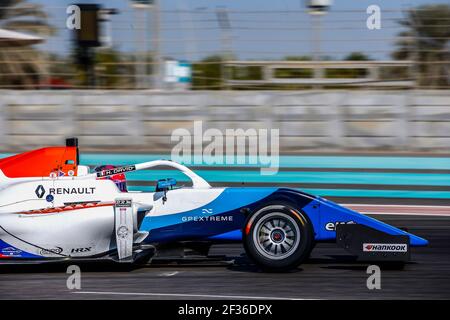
<box><xmin>73</xmin><ymin>291</ymin><xmax>309</xmax><ymax>300</ymax></box>
<box><xmin>342</xmin><ymin>204</ymin><xmax>450</xmax><ymax>217</ymax></box>
<box><xmin>159</xmin><ymin>271</ymin><xmax>179</xmax><ymax>277</ymax></box>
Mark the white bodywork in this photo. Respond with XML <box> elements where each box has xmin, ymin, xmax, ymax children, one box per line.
<box><xmin>0</xmin><ymin>160</ymin><xmax>218</xmax><ymax>259</ymax></box>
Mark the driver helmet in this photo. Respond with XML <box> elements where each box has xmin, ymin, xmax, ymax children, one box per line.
<box><xmin>94</xmin><ymin>165</ymin><xmax>128</xmax><ymax>192</ymax></box>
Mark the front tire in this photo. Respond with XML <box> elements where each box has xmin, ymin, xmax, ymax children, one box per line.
<box><xmin>243</xmin><ymin>204</ymin><xmax>314</xmax><ymax>272</ymax></box>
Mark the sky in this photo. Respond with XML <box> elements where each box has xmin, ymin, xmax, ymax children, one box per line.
<box><xmin>29</xmin><ymin>0</ymin><xmax>449</xmax><ymax>61</ymax></box>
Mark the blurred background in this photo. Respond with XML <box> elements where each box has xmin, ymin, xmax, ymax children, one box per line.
<box><xmin>0</xmin><ymin>0</ymin><xmax>449</xmax><ymax>91</ymax></box>
<box><xmin>0</xmin><ymin>0</ymin><xmax>449</xmax><ymax>203</ymax></box>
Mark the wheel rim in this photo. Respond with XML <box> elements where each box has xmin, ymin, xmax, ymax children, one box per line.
<box><xmin>253</xmin><ymin>212</ymin><xmax>301</xmax><ymax>260</ymax></box>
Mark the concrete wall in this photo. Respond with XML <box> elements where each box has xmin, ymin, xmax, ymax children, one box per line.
<box><xmin>0</xmin><ymin>90</ymin><xmax>449</xmax><ymax>152</ymax></box>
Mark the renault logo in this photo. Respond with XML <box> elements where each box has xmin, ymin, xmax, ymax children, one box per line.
<box><xmin>35</xmin><ymin>185</ymin><xmax>46</xmax><ymax>198</ymax></box>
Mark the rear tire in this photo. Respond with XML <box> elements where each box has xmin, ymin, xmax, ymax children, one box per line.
<box><xmin>243</xmin><ymin>204</ymin><xmax>314</xmax><ymax>272</ymax></box>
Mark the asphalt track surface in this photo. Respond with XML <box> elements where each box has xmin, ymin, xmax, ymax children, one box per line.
<box><xmin>0</xmin><ymin>211</ymin><xmax>449</xmax><ymax>300</ymax></box>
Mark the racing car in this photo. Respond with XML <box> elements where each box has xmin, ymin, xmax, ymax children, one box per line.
<box><xmin>0</xmin><ymin>138</ymin><xmax>428</xmax><ymax>271</ymax></box>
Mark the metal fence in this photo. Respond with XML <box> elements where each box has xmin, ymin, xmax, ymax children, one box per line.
<box><xmin>224</xmin><ymin>60</ymin><xmax>415</xmax><ymax>88</ymax></box>
<box><xmin>0</xmin><ymin>90</ymin><xmax>449</xmax><ymax>153</ymax></box>
<box><xmin>1</xmin><ymin>4</ymin><xmax>449</xmax><ymax>90</ymax></box>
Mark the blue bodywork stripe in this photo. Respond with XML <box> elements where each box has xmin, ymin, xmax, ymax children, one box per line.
<box><xmin>140</xmin><ymin>187</ymin><xmax>278</xmax><ymax>231</ymax></box>
<box><xmin>139</xmin><ymin>187</ymin><xmax>427</xmax><ymax>246</ymax></box>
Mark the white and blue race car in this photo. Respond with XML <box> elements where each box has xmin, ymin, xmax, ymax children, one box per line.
<box><xmin>0</xmin><ymin>139</ymin><xmax>428</xmax><ymax>271</ymax></box>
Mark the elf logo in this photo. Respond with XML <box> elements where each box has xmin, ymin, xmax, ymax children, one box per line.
<box><xmin>363</xmin><ymin>243</ymin><xmax>407</xmax><ymax>252</ymax></box>
<box><xmin>325</xmin><ymin>220</ymin><xmax>356</xmax><ymax>231</ymax></box>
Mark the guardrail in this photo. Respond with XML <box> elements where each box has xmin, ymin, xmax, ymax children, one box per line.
<box><xmin>0</xmin><ymin>90</ymin><xmax>449</xmax><ymax>152</ymax></box>
<box><xmin>224</xmin><ymin>61</ymin><xmax>415</xmax><ymax>88</ymax></box>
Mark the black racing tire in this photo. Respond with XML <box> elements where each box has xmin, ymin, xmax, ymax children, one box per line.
<box><xmin>243</xmin><ymin>203</ymin><xmax>314</xmax><ymax>272</ymax></box>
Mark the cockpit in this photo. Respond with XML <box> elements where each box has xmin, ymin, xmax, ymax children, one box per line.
<box><xmin>94</xmin><ymin>165</ymin><xmax>128</xmax><ymax>192</ymax></box>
